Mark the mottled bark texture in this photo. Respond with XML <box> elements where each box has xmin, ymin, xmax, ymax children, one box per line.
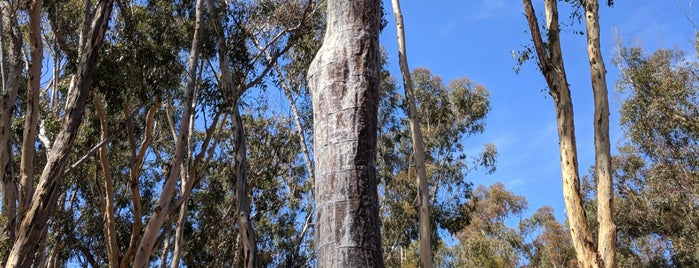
<box><xmin>307</xmin><ymin>0</ymin><xmax>384</xmax><ymax>267</ymax></box>
<box><xmin>584</xmin><ymin>1</ymin><xmax>616</xmax><ymax>267</ymax></box>
<box><xmin>0</xmin><ymin>2</ymin><xmax>22</xmax><ymax>263</ymax></box>
<box><xmin>390</xmin><ymin>0</ymin><xmax>432</xmax><ymax>267</ymax></box>
<box><xmin>522</xmin><ymin>0</ymin><xmax>600</xmax><ymax>267</ymax></box>
<box><xmin>6</xmin><ymin>0</ymin><xmax>114</xmax><ymax>266</ymax></box>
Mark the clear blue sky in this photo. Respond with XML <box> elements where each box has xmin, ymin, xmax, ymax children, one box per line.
<box><xmin>378</xmin><ymin>0</ymin><xmax>698</xmax><ymax>222</ymax></box>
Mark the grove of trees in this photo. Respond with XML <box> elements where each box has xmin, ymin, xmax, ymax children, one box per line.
<box><xmin>0</xmin><ymin>0</ymin><xmax>696</xmax><ymax>267</ymax></box>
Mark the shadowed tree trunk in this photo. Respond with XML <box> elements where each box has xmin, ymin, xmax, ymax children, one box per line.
<box><xmin>19</xmin><ymin>0</ymin><xmax>42</xmax><ymax>221</ymax></box>
<box><xmin>390</xmin><ymin>0</ymin><xmax>432</xmax><ymax>267</ymax></box>
<box><xmin>6</xmin><ymin>0</ymin><xmax>114</xmax><ymax>266</ymax></box>
<box><xmin>307</xmin><ymin>0</ymin><xmax>384</xmax><ymax>266</ymax></box>
<box><xmin>584</xmin><ymin>1</ymin><xmax>616</xmax><ymax>267</ymax></box>
<box><xmin>522</xmin><ymin>0</ymin><xmax>600</xmax><ymax>267</ymax></box>
<box><xmin>0</xmin><ymin>1</ymin><xmax>22</xmax><ymax>264</ymax></box>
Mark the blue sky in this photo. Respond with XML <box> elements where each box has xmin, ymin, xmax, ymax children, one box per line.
<box><xmin>378</xmin><ymin>0</ymin><xmax>698</xmax><ymax>222</ymax></box>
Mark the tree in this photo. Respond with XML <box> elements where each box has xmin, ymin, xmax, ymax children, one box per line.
<box><xmin>520</xmin><ymin>206</ymin><xmax>577</xmax><ymax>268</ymax></box>
<box><xmin>583</xmin><ymin>1</ymin><xmax>616</xmax><ymax>266</ymax></box>
<box><xmin>6</xmin><ymin>1</ymin><xmax>114</xmax><ymax>265</ymax></box>
<box><xmin>390</xmin><ymin>0</ymin><xmax>432</xmax><ymax>266</ymax></box>
<box><xmin>307</xmin><ymin>0</ymin><xmax>384</xmax><ymax>266</ymax></box>
<box><xmin>521</xmin><ymin>0</ymin><xmax>615</xmax><ymax>266</ymax></box>
<box><xmin>377</xmin><ymin>67</ymin><xmax>495</xmax><ymax>266</ymax></box>
<box><xmin>608</xmin><ymin>43</ymin><xmax>699</xmax><ymax>266</ymax></box>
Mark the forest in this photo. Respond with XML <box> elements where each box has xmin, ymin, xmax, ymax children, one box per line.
<box><xmin>0</xmin><ymin>0</ymin><xmax>697</xmax><ymax>267</ymax></box>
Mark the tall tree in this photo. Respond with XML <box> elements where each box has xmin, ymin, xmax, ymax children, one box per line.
<box><xmin>583</xmin><ymin>1</ymin><xmax>615</xmax><ymax>267</ymax></box>
<box><xmin>307</xmin><ymin>0</ymin><xmax>384</xmax><ymax>266</ymax></box>
<box><xmin>132</xmin><ymin>0</ymin><xmax>205</xmax><ymax>266</ymax></box>
<box><xmin>0</xmin><ymin>1</ymin><xmax>22</xmax><ymax>263</ymax></box>
<box><xmin>390</xmin><ymin>0</ymin><xmax>432</xmax><ymax>266</ymax></box>
<box><xmin>6</xmin><ymin>0</ymin><xmax>114</xmax><ymax>266</ymax></box>
<box><xmin>521</xmin><ymin>0</ymin><xmax>599</xmax><ymax>266</ymax></box>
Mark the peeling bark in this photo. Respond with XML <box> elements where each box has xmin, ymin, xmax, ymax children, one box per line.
<box><xmin>307</xmin><ymin>0</ymin><xmax>384</xmax><ymax>266</ymax></box>
<box><xmin>584</xmin><ymin>1</ymin><xmax>616</xmax><ymax>267</ymax></box>
<box><xmin>6</xmin><ymin>0</ymin><xmax>114</xmax><ymax>266</ymax></box>
<box><xmin>0</xmin><ymin>1</ymin><xmax>22</xmax><ymax>263</ymax></box>
<box><xmin>522</xmin><ymin>0</ymin><xmax>599</xmax><ymax>267</ymax></box>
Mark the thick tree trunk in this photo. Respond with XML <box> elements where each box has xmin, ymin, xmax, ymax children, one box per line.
<box><xmin>133</xmin><ymin>0</ymin><xmax>204</xmax><ymax>265</ymax></box>
<box><xmin>18</xmin><ymin>0</ymin><xmax>43</xmax><ymax>221</ymax></box>
<box><xmin>307</xmin><ymin>0</ymin><xmax>384</xmax><ymax>266</ymax></box>
<box><xmin>0</xmin><ymin>2</ymin><xmax>22</xmax><ymax>263</ymax></box>
<box><xmin>390</xmin><ymin>0</ymin><xmax>432</xmax><ymax>267</ymax></box>
<box><xmin>522</xmin><ymin>0</ymin><xmax>600</xmax><ymax>267</ymax></box>
<box><xmin>6</xmin><ymin>0</ymin><xmax>114</xmax><ymax>266</ymax></box>
<box><xmin>584</xmin><ymin>1</ymin><xmax>615</xmax><ymax>267</ymax></box>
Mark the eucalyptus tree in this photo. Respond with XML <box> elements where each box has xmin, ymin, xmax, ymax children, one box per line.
<box><xmin>521</xmin><ymin>0</ymin><xmax>615</xmax><ymax>266</ymax></box>
<box><xmin>307</xmin><ymin>0</ymin><xmax>384</xmax><ymax>266</ymax></box>
<box><xmin>607</xmin><ymin>43</ymin><xmax>699</xmax><ymax>266</ymax></box>
<box><xmin>6</xmin><ymin>0</ymin><xmax>114</xmax><ymax>266</ymax></box>
<box><xmin>377</xmin><ymin>68</ymin><xmax>495</xmax><ymax>266</ymax></box>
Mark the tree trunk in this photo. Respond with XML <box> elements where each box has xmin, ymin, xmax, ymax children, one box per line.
<box><xmin>307</xmin><ymin>0</ymin><xmax>384</xmax><ymax>266</ymax></box>
<box><xmin>93</xmin><ymin>93</ymin><xmax>121</xmax><ymax>268</ymax></box>
<box><xmin>522</xmin><ymin>0</ymin><xmax>599</xmax><ymax>267</ymax></box>
<box><xmin>0</xmin><ymin>2</ymin><xmax>22</xmax><ymax>263</ymax></box>
<box><xmin>121</xmin><ymin>101</ymin><xmax>158</xmax><ymax>268</ymax></box>
<box><xmin>584</xmin><ymin>1</ymin><xmax>615</xmax><ymax>267</ymax></box>
<box><xmin>132</xmin><ymin>0</ymin><xmax>204</xmax><ymax>265</ymax></box>
<box><xmin>231</xmin><ymin>102</ymin><xmax>257</xmax><ymax>268</ymax></box>
<box><xmin>390</xmin><ymin>0</ymin><xmax>432</xmax><ymax>267</ymax></box>
<box><xmin>18</xmin><ymin>0</ymin><xmax>42</xmax><ymax>221</ymax></box>
<box><xmin>6</xmin><ymin>1</ymin><xmax>113</xmax><ymax>266</ymax></box>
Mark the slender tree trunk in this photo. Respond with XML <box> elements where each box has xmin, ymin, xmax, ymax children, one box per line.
<box><xmin>231</xmin><ymin>102</ymin><xmax>257</xmax><ymax>268</ymax></box>
<box><xmin>307</xmin><ymin>0</ymin><xmax>384</xmax><ymax>266</ymax></box>
<box><xmin>121</xmin><ymin>101</ymin><xmax>157</xmax><ymax>268</ymax></box>
<box><xmin>18</xmin><ymin>0</ymin><xmax>43</xmax><ymax>221</ymax></box>
<box><xmin>93</xmin><ymin>93</ymin><xmax>121</xmax><ymax>268</ymax></box>
<box><xmin>522</xmin><ymin>0</ymin><xmax>599</xmax><ymax>267</ymax></box>
<box><xmin>133</xmin><ymin>0</ymin><xmax>204</xmax><ymax>265</ymax></box>
<box><xmin>0</xmin><ymin>2</ymin><xmax>22</xmax><ymax>263</ymax></box>
<box><xmin>584</xmin><ymin>1</ymin><xmax>615</xmax><ymax>267</ymax></box>
<box><xmin>390</xmin><ymin>1</ymin><xmax>433</xmax><ymax>267</ymax></box>
<box><xmin>6</xmin><ymin>1</ymin><xmax>113</xmax><ymax>266</ymax></box>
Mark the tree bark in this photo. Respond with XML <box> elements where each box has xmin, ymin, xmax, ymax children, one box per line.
<box><xmin>390</xmin><ymin>0</ymin><xmax>432</xmax><ymax>267</ymax></box>
<box><xmin>93</xmin><ymin>93</ymin><xmax>121</xmax><ymax>268</ymax></box>
<box><xmin>121</xmin><ymin>101</ymin><xmax>158</xmax><ymax>268</ymax></box>
<box><xmin>0</xmin><ymin>2</ymin><xmax>22</xmax><ymax>263</ymax></box>
<box><xmin>584</xmin><ymin>1</ymin><xmax>615</xmax><ymax>267</ymax></box>
<box><xmin>307</xmin><ymin>0</ymin><xmax>384</xmax><ymax>266</ymax></box>
<box><xmin>522</xmin><ymin>0</ymin><xmax>599</xmax><ymax>267</ymax></box>
<box><xmin>231</xmin><ymin>102</ymin><xmax>257</xmax><ymax>268</ymax></box>
<box><xmin>132</xmin><ymin>0</ymin><xmax>204</xmax><ymax>265</ymax></box>
<box><xmin>18</xmin><ymin>0</ymin><xmax>43</xmax><ymax>222</ymax></box>
<box><xmin>6</xmin><ymin>0</ymin><xmax>114</xmax><ymax>266</ymax></box>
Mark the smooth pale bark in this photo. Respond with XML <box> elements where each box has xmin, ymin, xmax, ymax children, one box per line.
<box><xmin>390</xmin><ymin>0</ymin><xmax>433</xmax><ymax>267</ymax></box>
<box><xmin>231</xmin><ymin>103</ymin><xmax>257</xmax><ymax>267</ymax></box>
<box><xmin>6</xmin><ymin>0</ymin><xmax>114</xmax><ymax>266</ymax></box>
<box><xmin>307</xmin><ymin>0</ymin><xmax>384</xmax><ymax>266</ymax></box>
<box><xmin>0</xmin><ymin>1</ymin><xmax>22</xmax><ymax>264</ymax></box>
<box><xmin>121</xmin><ymin>102</ymin><xmax>158</xmax><ymax>268</ymax></box>
<box><xmin>18</xmin><ymin>0</ymin><xmax>42</xmax><ymax>220</ymax></box>
<box><xmin>132</xmin><ymin>0</ymin><xmax>204</xmax><ymax>265</ymax></box>
<box><xmin>93</xmin><ymin>94</ymin><xmax>120</xmax><ymax>268</ymax></box>
<box><xmin>584</xmin><ymin>1</ymin><xmax>615</xmax><ymax>267</ymax></box>
<box><xmin>522</xmin><ymin>0</ymin><xmax>599</xmax><ymax>267</ymax></box>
